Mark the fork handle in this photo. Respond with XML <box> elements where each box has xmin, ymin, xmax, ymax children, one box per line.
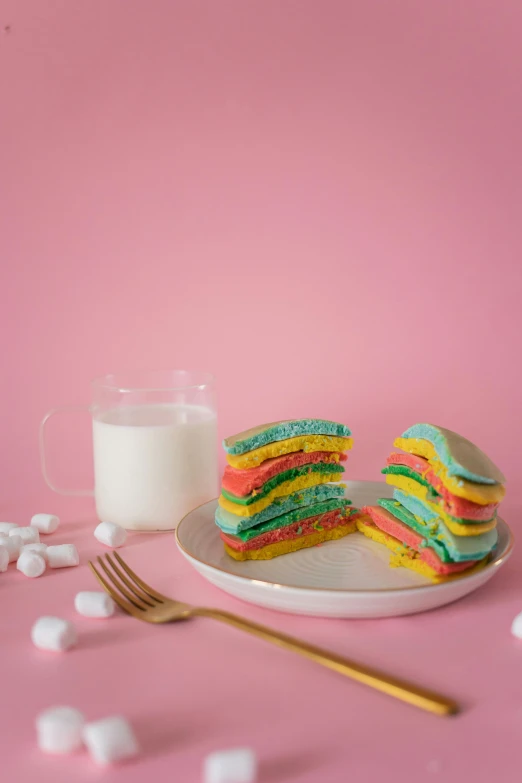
<box><xmin>194</xmin><ymin>608</ymin><xmax>458</xmax><ymax>716</ymax></box>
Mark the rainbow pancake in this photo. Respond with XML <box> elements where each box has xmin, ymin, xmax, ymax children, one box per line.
<box><xmin>223</xmin><ymin>419</ymin><xmax>352</xmax><ymax>455</ymax></box>
<box><xmin>224</xmin><ymin>419</ymin><xmax>353</xmax><ymax>469</ymax></box>
<box><xmin>394</xmin><ymin>424</ymin><xmax>505</xmax><ymax>506</ymax></box>
<box><xmin>381</xmin><ymin>468</ymin><xmax>498</xmax><ymax>533</ymax></box>
<box><xmin>357</xmin><ymin>508</ymin><xmax>486</xmax><ymax>582</ymax></box>
<box><xmin>359</xmin><ymin>423</ymin><xmax>504</xmax><ymax>581</ymax></box>
<box><xmin>216</xmin><ymin>480</ymin><xmax>346</xmax><ymax>535</ymax></box>
<box><xmin>378</xmin><ymin>497</ymin><xmax>497</xmax><ymax>561</ymax></box>
<box><xmin>222</xmin><ymin>501</ymin><xmax>359</xmax><ymax>561</ymax></box>
<box><xmin>218</xmin><ymin>418</ymin><xmax>356</xmax><ymax>559</ymax></box>
<box><xmin>385</xmin><ymin>453</ymin><xmax>498</xmax><ymax>521</ymax></box>
<box><xmin>395</xmin><ymin>423</ymin><xmax>506</xmax><ymax>485</ymax></box>
<box><xmin>219</xmin><ymin>461</ymin><xmax>346</xmax><ymax>516</ymax></box>
<box><xmin>222</xmin><ymin>451</ymin><xmax>347</xmax><ymax>497</ymax></box>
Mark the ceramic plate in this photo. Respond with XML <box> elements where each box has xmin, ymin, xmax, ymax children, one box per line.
<box><xmin>175</xmin><ymin>480</ymin><xmax>513</xmax><ymax>618</ymax></box>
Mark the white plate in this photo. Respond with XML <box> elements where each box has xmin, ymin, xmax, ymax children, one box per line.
<box><xmin>175</xmin><ymin>480</ymin><xmax>513</xmax><ymax>618</ymax></box>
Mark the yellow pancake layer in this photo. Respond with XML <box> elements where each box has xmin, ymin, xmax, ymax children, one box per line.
<box><xmin>384</xmin><ymin>475</ymin><xmax>497</xmax><ymax>536</ymax></box>
<box><xmin>394</xmin><ymin>437</ymin><xmax>505</xmax><ymax>505</ymax></box>
<box><xmin>226</xmin><ymin>435</ymin><xmax>353</xmax><ymax>469</ymax></box>
<box><xmin>219</xmin><ymin>473</ymin><xmax>344</xmax><ymax>516</ymax></box>
<box><xmin>356</xmin><ymin>518</ymin><xmax>487</xmax><ymax>583</ymax></box>
<box><xmin>224</xmin><ymin>520</ymin><xmax>357</xmax><ymax>561</ymax></box>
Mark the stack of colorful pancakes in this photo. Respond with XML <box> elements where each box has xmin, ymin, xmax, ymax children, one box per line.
<box><xmin>358</xmin><ymin>423</ymin><xmax>505</xmax><ymax>581</ymax></box>
<box><xmin>216</xmin><ymin>419</ymin><xmax>357</xmax><ymax>560</ymax></box>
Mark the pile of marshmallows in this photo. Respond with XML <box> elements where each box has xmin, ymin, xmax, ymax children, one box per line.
<box><xmin>0</xmin><ymin>515</ymin><xmax>78</xmax><ymax>577</ymax></box>
<box><xmin>0</xmin><ymin>516</ymin><xmax>126</xmax><ymax>579</ymax></box>
<box><xmin>6</xmin><ymin>515</ymin><xmax>259</xmax><ymax>781</ymax></box>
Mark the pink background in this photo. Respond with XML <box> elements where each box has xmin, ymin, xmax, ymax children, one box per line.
<box><xmin>2</xmin><ymin>0</ymin><xmax>522</xmax><ymax>501</ymax></box>
<box><xmin>1</xmin><ymin>2</ymin><xmax>522</xmax><ymax>781</ymax></box>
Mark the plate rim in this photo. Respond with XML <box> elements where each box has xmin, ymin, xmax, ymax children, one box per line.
<box><xmin>175</xmin><ymin>493</ymin><xmax>514</xmax><ymax>595</ymax></box>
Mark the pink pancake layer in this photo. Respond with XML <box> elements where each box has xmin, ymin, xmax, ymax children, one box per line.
<box><xmin>386</xmin><ymin>452</ymin><xmax>498</xmax><ymax>521</ymax></box>
<box><xmin>222</xmin><ymin>451</ymin><xmax>347</xmax><ymax>497</ymax></box>
<box><xmin>220</xmin><ymin>508</ymin><xmax>358</xmax><ymax>552</ymax></box>
<box><xmin>362</xmin><ymin>505</ymin><xmax>477</xmax><ymax>576</ymax></box>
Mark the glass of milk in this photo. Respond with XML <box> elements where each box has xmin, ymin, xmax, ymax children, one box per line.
<box><xmin>40</xmin><ymin>370</ymin><xmax>218</xmax><ymax>530</ymax></box>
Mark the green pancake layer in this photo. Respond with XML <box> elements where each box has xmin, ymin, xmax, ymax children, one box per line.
<box><xmin>381</xmin><ymin>465</ymin><xmax>440</xmax><ymax>498</ymax></box>
<box><xmin>378</xmin><ymin>498</ymin><xmax>452</xmax><ymax>562</ymax></box>
<box><xmin>221</xmin><ymin>461</ymin><xmax>345</xmax><ymax>506</ymax></box>
<box><xmin>234</xmin><ymin>499</ymin><xmax>355</xmax><ymax>542</ymax></box>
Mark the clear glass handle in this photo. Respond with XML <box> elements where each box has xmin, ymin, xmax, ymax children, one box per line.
<box><xmin>39</xmin><ymin>406</ymin><xmax>94</xmax><ymax>496</ymax></box>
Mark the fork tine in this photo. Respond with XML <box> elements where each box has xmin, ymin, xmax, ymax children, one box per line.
<box><xmin>112</xmin><ymin>551</ymin><xmax>167</xmax><ymax>602</ymax></box>
<box><xmin>88</xmin><ymin>561</ymin><xmax>141</xmax><ymax>617</ymax></box>
<box><xmin>103</xmin><ymin>553</ymin><xmax>157</xmax><ymax>606</ymax></box>
<box><xmin>96</xmin><ymin>556</ymin><xmax>150</xmax><ymax>611</ymax></box>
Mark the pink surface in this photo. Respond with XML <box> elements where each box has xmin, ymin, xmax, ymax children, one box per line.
<box><xmin>2</xmin><ymin>494</ymin><xmax>522</xmax><ymax>783</ymax></box>
<box><xmin>2</xmin><ymin>1</ymin><xmax>522</xmax><ymax>780</ymax></box>
<box><xmin>2</xmin><ymin>0</ymin><xmax>522</xmax><ymax>500</ymax></box>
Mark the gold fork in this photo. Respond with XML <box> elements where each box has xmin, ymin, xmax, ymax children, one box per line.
<box><xmin>89</xmin><ymin>552</ymin><xmax>459</xmax><ymax>717</ymax></box>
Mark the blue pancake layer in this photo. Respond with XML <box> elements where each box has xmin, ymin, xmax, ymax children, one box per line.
<box><xmin>223</xmin><ymin>419</ymin><xmax>351</xmax><ymax>455</ymax></box>
<box><xmin>391</xmin><ymin>490</ymin><xmax>498</xmax><ymax>562</ymax></box>
<box><xmin>215</xmin><ymin>483</ymin><xmax>346</xmax><ymax>535</ymax></box>
<box><xmin>401</xmin><ymin>423</ymin><xmax>503</xmax><ymax>485</ymax></box>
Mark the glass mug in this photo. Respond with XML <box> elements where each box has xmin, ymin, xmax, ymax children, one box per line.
<box><xmin>40</xmin><ymin>370</ymin><xmax>218</xmax><ymax>531</ymax></box>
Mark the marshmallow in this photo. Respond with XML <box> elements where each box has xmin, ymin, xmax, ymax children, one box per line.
<box><xmin>31</xmin><ymin>616</ymin><xmax>77</xmax><ymax>652</ymax></box>
<box><xmin>47</xmin><ymin>544</ymin><xmax>79</xmax><ymax>569</ymax></box>
<box><xmin>0</xmin><ymin>533</ymin><xmax>22</xmax><ymax>562</ymax></box>
<box><xmin>0</xmin><ymin>545</ymin><xmax>9</xmax><ymax>573</ymax></box>
<box><xmin>11</xmin><ymin>526</ymin><xmax>40</xmax><ymax>544</ymax></box>
<box><xmin>511</xmin><ymin>612</ymin><xmax>522</xmax><ymax>639</ymax></box>
<box><xmin>0</xmin><ymin>522</ymin><xmax>18</xmax><ymax>534</ymax></box>
<box><xmin>36</xmin><ymin>706</ymin><xmax>85</xmax><ymax>754</ymax></box>
<box><xmin>75</xmin><ymin>591</ymin><xmax>115</xmax><ymax>618</ymax></box>
<box><xmin>22</xmin><ymin>543</ymin><xmax>48</xmax><ymax>561</ymax></box>
<box><xmin>82</xmin><ymin>716</ymin><xmax>139</xmax><ymax>765</ymax></box>
<box><xmin>204</xmin><ymin>748</ymin><xmax>257</xmax><ymax>783</ymax></box>
<box><xmin>17</xmin><ymin>550</ymin><xmax>46</xmax><ymax>578</ymax></box>
<box><xmin>31</xmin><ymin>513</ymin><xmax>60</xmax><ymax>534</ymax></box>
<box><xmin>94</xmin><ymin>521</ymin><xmax>127</xmax><ymax>548</ymax></box>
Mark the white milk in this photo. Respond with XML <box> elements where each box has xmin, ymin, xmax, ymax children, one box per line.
<box><xmin>92</xmin><ymin>404</ymin><xmax>218</xmax><ymax>530</ymax></box>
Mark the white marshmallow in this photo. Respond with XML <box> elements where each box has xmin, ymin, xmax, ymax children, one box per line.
<box><xmin>22</xmin><ymin>543</ymin><xmax>48</xmax><ymax>561</ymax></box>
<box><xmin>31</xmin><ymin>513</ymin><xmax>60</xmax><ymax>534</ymax></box>
<box><xmin>36</xmin><ymin>706</ymin><xmax>85</xmax><ymax>754</ymax></box>
<box><xmin>204</xmin><ymin>748</ymin><xmax>257</xmax><ymax>783</ymax></box>
<box><xmin>0</xmin><ymin>545</ymin><xmax>9</xmax><ymax>573</ymax></box>
<box><xmin>511</xmin><ymin>612</ymin><xmax>522</xmax><ymax>639</ymax></box>
<box><xmin>0</xmin><ymin>522</ymin><xmax>18</xmax><ymax>534</ymax></box>
<box><xmin>47</xmin><ymin>544</ymin><xmax>79</xmax><ymax>569</ymax></box>
<box><xmin>94</xmin><ymin>521</ymin><xmax>127</xmax><ymax>548</ymax></box>
<box><xmin>11</xmin><ymin>526</ymin><xmax>40</xmax><ymax>544</ymax></box>
<box><xmin>75</xmin><ymin>591</ymin><xmax>115</xmax><ymax>618</ymax></box>
<box><xmin>31</xmin><ymin>616</ymin><xmax>77</xmax><ymax>652</ymax></box>
<box><xmin>82</xmin><ymin>716</ymin><xmax>139</xmax><ymax>765</ymax></box>
<box><xmin>0</xmin><ymin>533</ymin><xmax>22</xmax><ymax>562</ymax></box>
<box><xmin>17</xmin><ymin>550</ymin><xmax>46</xmax><ymax>578</ymax></box>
